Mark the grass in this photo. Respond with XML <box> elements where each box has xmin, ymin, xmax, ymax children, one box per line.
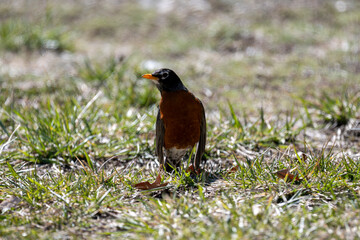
<box><xmin>2</xmin><ymin>138</ymin><xmax>360</xmax><ymax>239</ymax></box>
<box><xmin>11</xmin><ymin>99</ymin><xmax>101</xmax><ymax>164</ymax></box>
<box><xmin>301</xmin><ymin>92</ymin><xmax>360</xmax><ymax>128</ymax></box>
<box><xmin>0</xmin><ymin>20</ymin><xmax>73</xmax><ymax>52</ymax></box>
<box><xmin>77</xmin><ymin>57</ymin><xmax>158</xmax><ymax>108</ymax></box>
<box><xmin>227</xmin><ymin>103</ymin><xmax>302</xmax><ymax>148</ymax></box>
<box><xmin>1</xmin><ymin>0</ymin><xmax>360</xmax><ymax>239</ymax></box>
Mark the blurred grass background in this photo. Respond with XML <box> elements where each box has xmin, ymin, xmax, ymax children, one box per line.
<box><xmin>1</xmin><ymin>0</ymin><xmax>359</xmax><ymax>112</ymax></box>
<box><xmin>1</xmin><ymin>0</ymin><xmax>359</xmax><ymax>156</ymax></box>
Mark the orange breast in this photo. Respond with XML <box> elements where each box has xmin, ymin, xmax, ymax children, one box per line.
<box><xmin>160</xmin><ymin>90</ymin><xmax>203</xmax><ymax>149</ymax></box>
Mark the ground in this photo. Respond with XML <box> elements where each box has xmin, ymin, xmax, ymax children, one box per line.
<box><xmin>0</xmin><ymin>0</ymin><xmax>360</xmax><ymax>239</ymax></box>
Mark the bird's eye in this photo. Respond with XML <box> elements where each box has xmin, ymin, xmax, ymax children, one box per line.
<box><xmin>162</xmin><ymin>72</ymin><xmax>169</xmax><ymax>79</ymax></box>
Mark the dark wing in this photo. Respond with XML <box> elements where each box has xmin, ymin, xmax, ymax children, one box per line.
<box><xmin>156</xmin><ymin>109</ymin><xmax>165</xmax><ymax>166</ymax></box>
<box><xmin>194</xmin><ymin>101</ymin><xmax>206</xmax><ymax>170</ymax></box>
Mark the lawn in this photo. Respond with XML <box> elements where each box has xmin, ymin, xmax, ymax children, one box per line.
<box><xmin>1</xmin><ymin>0</ymin><xmax>360</xmax><ymax>239</ymax></box>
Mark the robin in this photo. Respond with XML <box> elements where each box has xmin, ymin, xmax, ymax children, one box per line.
<box><xmin>142</xmin><ymin>68</ymin><xmax>206</xmax><ymax>172</ymax></box>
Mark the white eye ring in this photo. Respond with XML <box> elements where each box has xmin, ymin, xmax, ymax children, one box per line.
<box><xmin>162</xmin><ymin>72</ymin><xmax>169</xmax><ymax>78</ymax></box>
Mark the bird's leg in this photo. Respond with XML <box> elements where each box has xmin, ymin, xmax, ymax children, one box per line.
<box><xmin>158</xmin><ymin>164</ymin><xmax>165</xmax><ymax>178</ymax></box>
<box><xmin>165</xmin><ymin>159</ymin><xmax>175</xmax><ymax>173</ymax></box>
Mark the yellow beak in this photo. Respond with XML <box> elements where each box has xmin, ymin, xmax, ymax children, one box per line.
<box><xmin>142</xmin><ymin>74</ymin><xmax>159</xmax><ymax>81</ymax></box>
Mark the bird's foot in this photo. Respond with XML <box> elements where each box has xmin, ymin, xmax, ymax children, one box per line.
<box><xmin>186</xmin><ymin>165</ymin><xmax>202</xmax><ymax>175</ymax></box>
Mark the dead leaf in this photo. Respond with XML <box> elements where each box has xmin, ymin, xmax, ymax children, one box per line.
<box><xmin>134</xmin><ymin>173</ymin><xmax>169</xmax><ymax>190</ymax></box>
<box><xmin>301</xmin><ymin>153</ymin><xmax>308</xmax><ymax>162</ymax></box>
<box><xmin>275</xmin><ymin>169</ymin><xmax>301</xmax><ymax>182</ymax></box>
<box><xmin>227</xmin><ymin>165</ymin><xmax>239</xmax><ymax>173</ymax></box>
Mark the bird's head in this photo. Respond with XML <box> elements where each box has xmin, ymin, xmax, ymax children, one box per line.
<box><xmin>142</xmin><ymin>68</ymin><xmax>187</xmax><ymax>92</ymax></box>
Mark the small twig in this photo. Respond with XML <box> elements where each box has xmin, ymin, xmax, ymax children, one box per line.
<box><xmin>97</xmin><ymin>188</ymin><xmax>112</xmax><ymax>205</ymax></box>
<box><xmin>48</xmin><ymin>188</ymin><xmax>71</xmax><ymax>208</ymax></box>
<box><xmin>0</xmin><ymin>124</ymin><xmax>21</xmax><ymax>157</ymax></box>
<box><xmin>75</xmin><ymin>90</ymin><xmax>102</xmax><ymax>124</ymax></box>
<box><xmin>99</xmin><ymin>155</ymin><xmax>120</xmax><ymax>171</ymax></box>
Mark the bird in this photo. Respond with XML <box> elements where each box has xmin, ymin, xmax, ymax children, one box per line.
<box><xmin>142</xmin><ymin>68</ymin><xmax>206</xmax><ymax>172</ymax></box>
